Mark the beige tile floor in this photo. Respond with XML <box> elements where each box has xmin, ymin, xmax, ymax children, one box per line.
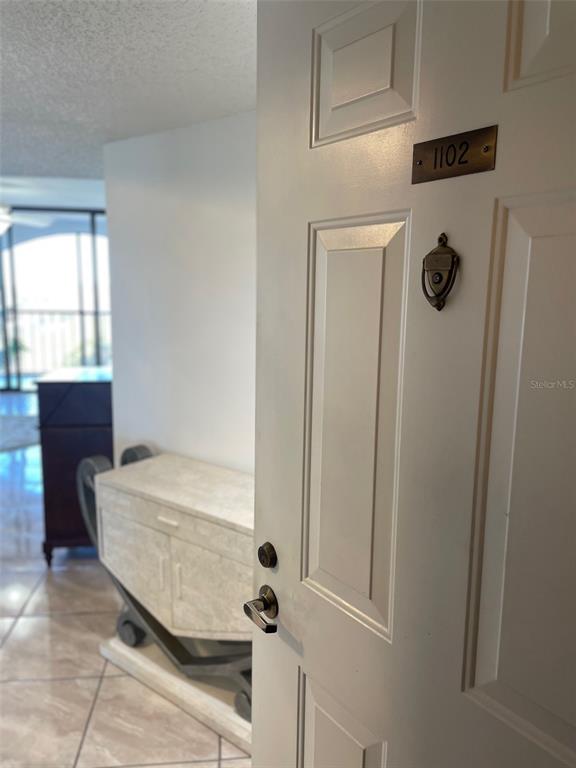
<box><xmin>0</xmin><ymin>440</ymin><xmax>251</xmax><ymax>768</ymax></box>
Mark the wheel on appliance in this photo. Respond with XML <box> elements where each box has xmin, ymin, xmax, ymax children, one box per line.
<box><xmin>117</xmin><ymin>613</ymin><xmax>147</xmax><ymax>648</ymax></box>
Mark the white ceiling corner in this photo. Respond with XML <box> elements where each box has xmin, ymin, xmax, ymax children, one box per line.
<box><xmin>0</xmin><ymin>0</ymin><xmax>256</xmax><ymax>179</ymax></box>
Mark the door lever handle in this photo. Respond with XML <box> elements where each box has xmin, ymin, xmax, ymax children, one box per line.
<box><xmin>243</xmin><ymin>585</ymin><xmax>278</xmax><ymax>634</ymax></box>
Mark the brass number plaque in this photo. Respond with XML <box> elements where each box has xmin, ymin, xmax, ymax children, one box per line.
<box><xmin>412</xmin><ymin>125</ymin><xmax>498</xmax><ymax>184</ymax></box>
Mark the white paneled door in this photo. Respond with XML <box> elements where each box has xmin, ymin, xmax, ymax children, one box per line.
<box><xmin>253</xmin><ymin>1</ymin><xmax>575</xmax><ymax>766</ymax></box>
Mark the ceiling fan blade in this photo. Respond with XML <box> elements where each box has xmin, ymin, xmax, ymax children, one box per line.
<box><xmin>10</xmin><ymin>212</ymin><xmax>56</xmax><ymax>228</ymax></box>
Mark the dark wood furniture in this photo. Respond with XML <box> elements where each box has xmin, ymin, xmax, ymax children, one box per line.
<box><xmin>37</xmin><ymin>367</ymin><xmax>113</xmax><ymax>565</ymax></box>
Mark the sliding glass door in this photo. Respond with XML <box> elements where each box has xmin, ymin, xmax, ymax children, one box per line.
<box><xmin>0</xmin><ymin>208</ymin><xmax>111</xmax><ymax>391</ymax></box>
<box><xmin>0</xmin><ymin>228</ymin><xmax>19</xmax><ymax>389</ymax></box>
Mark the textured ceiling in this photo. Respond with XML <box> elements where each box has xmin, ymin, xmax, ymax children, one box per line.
<box><xmin>0</xmin><ymin>0</ymin><xmax>256</xmax><ymax>178</ymax></box>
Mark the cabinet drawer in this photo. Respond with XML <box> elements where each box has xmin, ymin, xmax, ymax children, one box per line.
<box><xmin>98</xmin><ymin>485</ymin><xmax>253</xmax><ymax>567</ymax></box>
<box><xmin>99</xmin><ymin>506</ymin><xmax>171</xmax><ymax>627</ymax></box>
<box><xmin>171</xmin><ymin>537</ymin><xmax>252</xmax><ymax>640</ymax></box>
<box><xmin>38</xmin><ymin>381</ymin><xmax>112</xmax><ymax>427</ymax></box>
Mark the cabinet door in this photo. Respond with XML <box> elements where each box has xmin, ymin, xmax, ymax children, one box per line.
<box><xmin>171</xmin><ymin>537</ymin><xmax>252</xmax><ymax>641</ymax></box>
<box><xmin>100</xmin><ymin>507</ymin><xmax>171</xmax><ymax>627</ymax></box>
<box><xmin>41</xmin><ymin>426</ymin><xmax>112</xmax><ymax>544</ymax></box>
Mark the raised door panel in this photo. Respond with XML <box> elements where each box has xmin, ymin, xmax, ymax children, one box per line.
<box><xmin>311</xmin><ymin>0</ymin><xmax>421</xmax><ymax>145</ymax></box>
<box><xmin>303</xmin><ymin>217</ymin><xmax>407</xmax><ymax>640</ymax></box>
<box><xmin>301</xmin><ymin>673</ymin><xmax>387</xmax><ymax>768</ymax></box>
<box><xmin>466</xmin><ymin>194</ymin><xmax>576</xmax><ymax>765</ymax></box>
<box><xmin>506</xmin><ymin>0</ymin><xmax>576</xmax><ymax>89</ymax></box>
<box><xmin>99</xmin><ymin>506</ymin><xmax>171</xmax><ymax>627</ymax></box>
<box><xmin>171</xmin><ymin>537</ymin><xmax>252</xmax><ymax>640</ymax></box>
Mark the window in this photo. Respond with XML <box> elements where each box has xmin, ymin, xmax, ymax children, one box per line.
<box><xmin>0</xmin><ymin>208</ymin><xmax>111</xmax><ymax>390</ymax></box>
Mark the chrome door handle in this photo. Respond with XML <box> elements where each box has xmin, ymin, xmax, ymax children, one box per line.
<box><xmin>243</xmin><ymin>585</ymin><xmax>278</xmax><ymax>634</ymax></box>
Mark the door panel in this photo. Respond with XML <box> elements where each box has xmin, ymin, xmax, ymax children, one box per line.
<box><xmin>301</xmin><ymin>673</ymin><xmax>387</xmax><ymax>768</ymax></box>
<box><xmin>304</xmin><ymin>218</ymin><xmax>406</xmax><ymax>638</ymax></box>
<box><xmin>506</xmin><ymin>0</ymin><xmax>576</xmax><ymax>90</ymax></box>
<box><xmin>311</xmin><ymin>245</ymin><xmax>384</xmax><ymax>600</ymax></box>
<box><xmin>312</xmin><ymin>0</ymin><xmax>421</xmax><ymax>145</ymax></box>
<box><xmin>255</xmin><ymin>1</ymin><xmax>575</xmax><ymax>766</ymax></box>
<box><xmin>465</xmin><ymin>195</ymin><xmax>576</xmax><ymax>761</ymax></box>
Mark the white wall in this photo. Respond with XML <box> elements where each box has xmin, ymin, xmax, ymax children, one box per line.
<box><xmin>104</xmin><ymin>111</ymin><xmax>256</xmax><ymax>473</ymax></box>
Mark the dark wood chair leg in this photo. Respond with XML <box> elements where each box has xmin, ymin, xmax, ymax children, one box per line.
<box><xmin>43</xmin><ymin>542</ymin><xmax>53</xmax><ymax>568</ymax></box>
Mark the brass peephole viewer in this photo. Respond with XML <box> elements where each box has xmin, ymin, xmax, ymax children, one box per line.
<box><xmin>421</xmin><ymin>233</ymin><xmax>460</xmax><ymax>311</ymax></box>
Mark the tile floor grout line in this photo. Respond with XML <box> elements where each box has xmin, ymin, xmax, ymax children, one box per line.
<box><xmin>0</xmin><ymin>617</ymin><xmax>16</xmax><ymax>650</ymax></box>
<box><xmin>0</xmin><ymin>672</ymin><xmax>108</xmax><ymax>685</ymax></box>
<box><xmin>122</xmin><ymin>668</ymin><xmax>246</xmax><ymax>748</ymax></box>
<box><xmin>86</xmin><ymin>761</ymin><xmax>222</xmax><ymax>768</ymax></box>
<box><xmin>72</xmin><ymin>605</ymin><xmax>116</xmax><ymax>768</ymax></box>
<box><xmin>0</xmin><ymin>568</ymin><xmax>46</xmax><ymax>649</ymax></box>
<box><xmin>218</xmin><ymin>735</ymin><xmax>222</xmax><ymax>768</ymax></box>
<box><xmin>72</xmin><ymin>668</ymin><xmax>106</xmax><ymax>768</ymax></box>
<box><xmin>73</xmin><ymin>667</ymin><xmax>249</xmax><ymax>766</ymax></box>
<box><xmin>19</xmin><ymin>609</ymin><xmax>122</xmax><ymax>618</ymax></box>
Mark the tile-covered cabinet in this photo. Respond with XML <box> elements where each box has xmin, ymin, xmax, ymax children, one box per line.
<box><xmin>96</xmin><ymin>453</ymin><xmax>254</xmax><ymax>641</ymax></box>
<box><xmin>99</xmin><ymin>507</ymin><xmax>172</xmax><ymax>628</ymax></box>
<box><xmin>171</xmin><ymin>537</ymin><xmax>252</xmax><ymax>639</ymax></box>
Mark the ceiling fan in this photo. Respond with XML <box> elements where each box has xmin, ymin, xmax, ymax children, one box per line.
<box><xmin>0</xmin><ymin>205</ymin><xmax>56</xmax><ymax>237</ymax></box>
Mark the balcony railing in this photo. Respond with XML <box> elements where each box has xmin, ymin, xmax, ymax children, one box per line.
<box><xmin>0</xmin><ymin>309</ymin><xmax>112</xmax><ymax>390</ymax></box>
